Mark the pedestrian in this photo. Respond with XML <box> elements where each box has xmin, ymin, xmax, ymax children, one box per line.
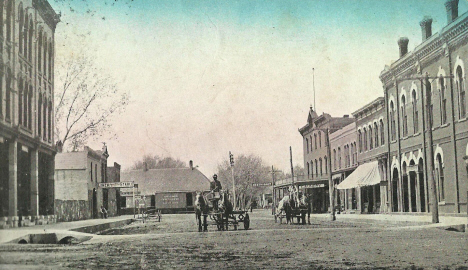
<box><xmin>100</xmin><ymin>205</ymin><xmax>108</xmax><ymax>219</ymax></box>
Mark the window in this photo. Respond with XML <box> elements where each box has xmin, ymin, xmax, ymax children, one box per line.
<box><xmin>333</xmin><ymin>149</ymin><xmax>337</xmax><ymax>170</ymax></box>
<box><xmin>28</xmin><ymin>86</ymin><xmax>32</xmax><ymax>129</ymax></box>
<box><xmin>319</xmin><ymin>158</ymin><xmax>323</xmax><ymax>176</ymax></box>
<box><xmin>314</xmin><ymin>133</ymin><xmax>317</xmax><ymax>150</ymax></box>
<box><xmin>18</xmin><ymin>79</ymin><xmax>23</xmax><ymax>125</ymax></box>
<box><xmin>6</xmin><ymin>0</ymin><xmax>12</xmax><ymax>42</ymax></box>
<box><xmin>390</xmin><ymin>101</ymin><xmax>396</xmax><ymax>140</ymax></box>
<box><xmin>6</xmin><ymin>70</ymin><xmax>11</xmax><ymax>119</ymax></box>
<box><xmin>315</xmin><ymin>159</ymin><xmax>318</xmax><ymax>176</ymax></box>
<box><xmin>338</xmin><ymin>147</ymin><xmax>341</xmax><ymax>169</ymax></box>
<box><xmin>358</xmin><ymin>130</ymin><xmax>362</xmax><ymax>153</ymax></box>
<box><xmin>23</xmin><ymin>83</ymin><xmax>28</xmax><ymax>127</ymax></box>
<box><xmin>354</xmin><ymin>142</ymin><xmax>357</xmax><ymax>164</ymax></box>
<box><xmin>38</xmin><ymin>94</ymin><xmax>42</xmax><ymax>136</ymax></box>
<box><xmin>28</xmin><ymin>19</ymin><xmax>33</xmax><ymax>61</ymax></box>
<box><xmin>363</xmin><ymin>128</ymin><xmax>367</xmax><ymax>151</ymax></box>
<box><xmin>307</xmin><ymin>162</ymin><xmax>310</xmax><ymax>178</ymax></box>
<box><xmin>457</xmin><ymin>66</ymin><xmax>466</xmax><ymax>118</ymax></box>
<box><xmin>49</xmin><ymin>43</ymin><xmax>53</xmax><ymax>80</ymax></box>
<box><xmin>401</xmin><ymin>95</ymin><xmax>408</xmax><ymax>136</ymax></box>
<box><xmin>324</xmin><ymin>156</ymin><xmax>328</xmax><ymax>173</ymax></box>
<box><xmin>38</xmin><ymin>31</ymin><xmax>43</xmax><ymax>72</ymax></box>
<box><xmin>350</xmin><ymin>144</ymin><xmax>354</xmax><ymax>165</ymax></box>
<box><xmin>318</xmin><ymin>131</ymin><xmax>322</xmax><ymax>148</ymax></box>
<box><xmin>91</xmin><ymin>162</ymin><xmax>93</xmax><ymax>181</ymax></box>
<box><xmin>310</xmin><ymin>135</ymin><xmax>313</xmax><ymax>152</ymax></box>
<box><xmin>440</xmin><ymin>77</ymin><xmax>447</xmax><ymax>125</ymax></box>
<box><xmin>306</xmin><ymin>138</ymin><xmax>309</xmax><ymax>153</ymax></box>
<box><xmin>429</xmin><ymin>82</ymin><xmax>434</xmax><ymax>127</ymax></box>
<box><xmin>380</xmin><ymin>120</ymin><xmax>385</xmax><ymax>145</ymax></box>
<box><xmin>43</xmin><ymin>36</ymin><xmax>48</xmax><ymax>75</ymax></box>
<box><xmin>436</xmin><ymin>154</ymin><xmax>445</xmax><ymax>201</ymax></box>
<box><xmin>95</xmin><ymin>164</ymin><xmax>98</xmax><ymax>182</ymax></box>
<box><xmin>43</xmin><ymin>100</ymin><xmax>47</xmax><ymax>140</ymax></box>
<box><xmin>48</xmin><ymin>101</ymin><xmax>52</xmax><ymax>141</ymax></box>
<box><xmin>369</xmin><ymin>126</ymin><xmax>373</xmax><ymax>150</ymax></box>
<box><xmin>18</xmin><ymin>7</ymin><xmax>23</xmax><ymax>55</ymax></box>
<box><xmin>311</xmin><ymin>161</ymin><xmax>314</xmax><ymax>178</ymax></box>
<box><xmin>23</xmin><ymin>14</ymin><xmax>28</xmax><ymax>56</ymax></box>
<box><xmin>412</xmin><ymin>90</ymin><xmax>419</xmax><ymax>133</ymax></box>
<box><xmin>374</xmin><ymin>122</ymin><xmax>379</xmax><ymax>147</ymax></box>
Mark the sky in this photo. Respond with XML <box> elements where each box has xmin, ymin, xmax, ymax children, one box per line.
<box><xmin>49</xmin><ymin>0</ymin><xmax>468</xmax><ymax>177</ymax></box>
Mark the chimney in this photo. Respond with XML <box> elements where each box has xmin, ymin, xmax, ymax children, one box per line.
<box><xmin>398</xmin><ymin>37</ymin><xmax>409</xmax><ymax>58</ymax></box>
<box><xmin>189</xmin><ymin>160</ymin><xmax>193</xmax><ymax>170</ymax></box>
<box><xmin>56</xmin><ymin>140</ymin><xmax>63</xmax><ymax>153</ymax></box>
<box><xmin>143</xmin><ymin>162</ymin><xmax>148</xmax><ymax>172</ymax></box>
<box><xmin>420</xmin><ymin>17</ymin><xmax>433</xmax><ymax>41</ymax></box>
<box><xmin>343</xmin><ymin>115</ymin><xmax>349</xmax><ymax>118</ymax></box>
<box><xmin>445</xmin><ymin>0</ymin><xmax>459</xmax><ymax>24</ymax></box>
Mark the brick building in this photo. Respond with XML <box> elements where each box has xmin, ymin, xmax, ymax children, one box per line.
<box><xmin>54</xmin><ymin>146</ymin><xmax>109</xmax><ymax>221</ymax></box>
<box><xmin>0</xmin><ymin>0</ymin><xmax>60</xmax><ymax>228</ymax></box>
<box><xmin>106</xmin><ymin>162</ymin><xmax>121</xmax><ymax>217</ymax></box>
<box><xmin>297</xmin><ymin>107</ymin><xmax>354</xmax><ymax>213</ymax></box>
<box><xmin>329</xmin><ymin>122</ymin><xmax>358</xmax><ymax>213</ymax></box>
<box><xmin>380</xmin><ymin>0</ymin><xmax>468</xmax><ymax>215</ymax></box>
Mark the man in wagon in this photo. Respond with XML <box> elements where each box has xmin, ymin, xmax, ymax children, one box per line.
<box><xmin>209</xmin><ymin>174</ymin><xmax>223</xmax><ymax>210</ymax></box>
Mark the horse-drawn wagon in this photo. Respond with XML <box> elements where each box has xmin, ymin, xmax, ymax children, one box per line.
<box><xmin>195</xmin><ymin>190</ymin><xmax>250</xmax><ymax>232</ymax></box>
<box><xmin>274</xmin><ymin>185</ymin><xmax>309</xmax><ymax>225</ymax></box>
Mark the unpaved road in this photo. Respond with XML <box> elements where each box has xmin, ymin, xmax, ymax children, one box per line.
<box><xmin>0</xmin><ymin>210</ymin><xmax>467</xmax><ymax>269</ymax></box>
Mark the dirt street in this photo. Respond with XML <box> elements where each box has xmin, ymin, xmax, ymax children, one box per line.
<box><xmin>0</xmin><ymin>210</ymin><xmax>467</xmax><ymax>269</ymax></box>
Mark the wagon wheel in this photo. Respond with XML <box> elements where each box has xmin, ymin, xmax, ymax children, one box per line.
<box><xmin>243</xmin><ymin>213</ymin><xmax>250</xmax><ymax>230</ymax></box>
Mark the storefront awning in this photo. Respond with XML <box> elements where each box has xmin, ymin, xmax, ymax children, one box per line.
<box><xmin>336</xmin><ymin>161</ymin><xmax>380</xmax><ymax>190</ymax></box>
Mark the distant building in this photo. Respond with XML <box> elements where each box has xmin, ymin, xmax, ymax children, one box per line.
<box><xmin>54</xmin><ymin>146</ymin><xmax>109</xmax><ymax>221</ymax></box>
<box><xmin>297</xmin><ymin>107</ymin><xmax>354</xmax><ymax>213</ymax></box>
<box><xmin>106</xmin><ymin>162</ymin><xmax>121</xmax><ymax>217</ymax></box>
<box><xmin>120</xmin><ymin>161</ymin><xmax>211</xmax><ymax>214</ymax></box>
<box><xmin>0</xmin><ymin>0</ymin><xmax>60</xmax><ymax>228</ymax></box>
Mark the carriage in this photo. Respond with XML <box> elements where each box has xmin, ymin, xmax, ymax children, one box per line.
<box><xmin>195</xmin><ymin>190</ymin><xmax>250</xmax><ymax>232</ymax></box>
<box><xmin>274</xmin><ymin>185</ymin><xmax>309</xmax><ymax>225</ymax></box>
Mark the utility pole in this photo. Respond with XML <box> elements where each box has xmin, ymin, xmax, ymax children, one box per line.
<box><xmin>271</xmin><ymin>165</ymin><xmax>276</xmax><ymax>215</ymax></box>
<box><xmin>229</xmin><ymin>151</ymin><xmax>236</xmax><ymax>210</ymax></box>
<box><xmin>325</xmin><ymin>128</ymin><xmax>335</xmax><ymax>221</ymax></box>
<box><xmin>424</xmin><ymin>73</ymin><xmax>439</xmax><ymax>223</ymax></box>
<box><xmin>290</xmin><ymin>146</ymin><xmax>294</xmax><ymax>187</ymax></box>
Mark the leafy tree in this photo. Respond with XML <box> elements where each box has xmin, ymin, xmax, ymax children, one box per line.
<box><xmin>216</xmin><ymin>154</ymin><xmax>271</xmax><ymax>210</ymax></box>
<box><xmin>130</xmin><ymin>155</ymin><xmax>186</xmax><ymax>170</ymax></box>
<box><xmin>54</xmin><ymin>56</ymin><xmax>129</xmax><ymax>151</ymax></box>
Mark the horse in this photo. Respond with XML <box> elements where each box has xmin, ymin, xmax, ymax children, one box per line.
<box><xmin>276</xmin><ymin>195</ymin><xmax>293</xmax><ymax>224</ymax></box>
<box><xmin>215</xmin><ymin>191</ymin><xmax>234</xmax><ymax>230</ymax></box>
<box><xmin>194</xmin><ymin>191</ymin><xmax>208</xmax><ymax>232</ymax></box>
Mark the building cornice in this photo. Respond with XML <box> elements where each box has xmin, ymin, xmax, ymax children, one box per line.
<box><xmin>33</xmin><ymin>0</ymin><xmax>60</xmax><ymax>31</ymax></box>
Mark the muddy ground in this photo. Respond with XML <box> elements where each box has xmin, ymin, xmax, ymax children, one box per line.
<box><xmin>0</xmin><ymin>210</ymin><xmax>467</xmax><ymax>269</ymax></box>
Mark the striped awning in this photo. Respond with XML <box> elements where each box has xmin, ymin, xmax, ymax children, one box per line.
<box><xmin>336</xmin><ymin>161</ymin><xmax>381</xmax><ymax>190</ymax></box>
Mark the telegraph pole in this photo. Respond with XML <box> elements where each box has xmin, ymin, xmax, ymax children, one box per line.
<box><xmin>325</xmin><ymin>128</ymin><xmax>335</xmax><ymax>221</ymax></box>
<box><xmin>271</xmin><ymin>165</ymin><xmax>276</xmax><ymax>215</ymax></box>
<box><xmin>229</xmin><ymin>151</ymin><xmax>236</xmax><ymax>210</ymax></box>
<box><xmin>424</xmin><ymin>73</ymin><xmax>439</xmax><ymax>223</ymax></box>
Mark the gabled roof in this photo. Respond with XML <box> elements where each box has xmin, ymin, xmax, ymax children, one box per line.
<box><xmin>120</xmin><ymin>168</ymin><xmax>211</xmax><ymax>195</ymax></box>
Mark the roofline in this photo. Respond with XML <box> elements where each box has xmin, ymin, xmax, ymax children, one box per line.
<box><xmin>352</xmin><ymin>97</ymin><xmax>385</xmax><ymax>117</ymax></box>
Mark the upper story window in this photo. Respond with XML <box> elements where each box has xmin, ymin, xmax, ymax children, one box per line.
<box><xmin>91</xmin><ymin>162</ymin><xmax>93</xmax><ymax>181</ymax></box>
<box><xmin>338</xmin><ymin>147</ymin><xmax>341</xmax><ymax>169</ymax></box>
<box><xmin>429</xmin><ymin>82</ymin><xmax>434</xmax><ymax>127</ymax></box>
<box><xmin>363</xmin><ymin>128</ymin><xmax>367</xmax><ymax>151</ymax></box>
<box><xmin>319</xmin><ymin>158</ymin><xmax>323</xmax><ymax>176</ymax></box>
<box><xmin>358</xmin><ymin>130</ymin><xmax>362</xmax><ymax>153</ymax></box>
<box><xmin>333</xmin><ymin>149</ymin><xmax>337</xmax><ymax>170</ymax></box>
<box><xmin>380</xmin><ymin>120</ymin><xmax>385</xmax><ymax>145</ymax></box>
<box><xmin>457</xmin><ymin>66</ymin><xmax>466</xmax><ymax>119</ymax></box>
<box><xmin>412</xmin><ymin>90</ymin><xmax>419</xmax><ymax>133</ymax></box>
<box><xmin>310</xmin><ymin>135</ymin><xmax>313</xmax><ymax>152</ymax></box>
<box><xmin>390</xmin><ymin>101</ymin><xmax>396</xmax><ymax>141</ymax></box>
<box><xmin>306</xmin><ymin>138</ymin><xmax>309</xmax><ymax>153</ymax></box>
<box><xmin>314</xmin><ymin>133</ymin><xmax>317</xmax><ymax>150</ymax></box>
<box><xmin>401</xmin><ymin>95</ymin><xmax>408</xmax><ymax>136</ymax></box>
<box><xmin>374</xmin><ymin>122</ymin><xmax>379</xmax><ymax>147</ymax></box>
<box><xmin>436</xmin><ymin>154</ymin><xmax>445</xmax><ymax>202</ymax></box>
<box><xmin>307</xmin><ymin>162</ymin><xmax>310</xmax><ymax>178</ymax></box>
<box><xmin>440</xmin><ymin>77</ymin><xmax>447</xmax><ymax>125</ymax></box>
<box><xmin>324</xmin><ymin>156</ymin><xmax>328</xmax><ymax>173</ymax></box>
<box><xmin>318</xmin><ymin>131</ymin><xmax>322</xmax><ymax>148</ymax></box>
<box><xmin>369</xmin><ymin>126</ymin><xmax>373</xmax><ymax>150</ymax></box>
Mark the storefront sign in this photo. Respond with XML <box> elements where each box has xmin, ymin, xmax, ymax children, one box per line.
<box><xmin>161</xmin><ymin>194</ymin><xmax>180</xmax><ymax>205</ymax></box>
<box><xmin>121</xmin><ymin>190</ymin><xmax>140</xmax><ymax>196</ymax></box>
<box><xmin>301</xmin><ymin>183</ymin><xmax>326</xmax><ymax>189</ymax></box>
<box><xmin>252</xmin><ymin>183</ymin><xmax>272</xmax><ymax>187</ymax></box>
<box><xmin>99</xmin><ymin>181</ymin><xmax>134</xmax><ymax>188</ymax></box>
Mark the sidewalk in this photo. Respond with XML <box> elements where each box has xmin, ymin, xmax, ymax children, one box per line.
<box><xmin>310</xmin><ymin>212</ymin><xmax>468</xmax><ymax>231</ymax></box>
<box><xmin>0</xmin><ymin>215</ymin><xmax>135</xmax><ymax>244</ymax></box>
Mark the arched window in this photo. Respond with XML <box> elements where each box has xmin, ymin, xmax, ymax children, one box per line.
<box><xmin>307</xmin><ymin>162</ymin><xmax>310</xmax><ymax>178</ymax></box>
<box><xmin>306</xmin><ymin>138</ymin><xmax>309</xmax><ymax>153</ymax></box>
<box><xmin>390</xmin><ymin>101</ymin><xmax>396</xmax><ymax>140</ymax></box>
<box><xmin>18</xmin><ymin>7</ymin><xmax>23</xmax><ymax>55</ymax></box>
<box><xmin>412</xmin><ymin>90</ymin><xmax>418</xmax><ymax>133</ymax></box>
<box><xmin>457</xmin><ymin>66</ymin><xmax>466</xmax><ymax>118</ymax></box>
<box><xmin>23</xmin><ymin>83</ymin><xmax>28</xmax><ymax>127</ymax></box>
<box><xmin>28</xmin><ymin>85</ymin><xmax>32</xmax><ymax>129</ymax></box>
<box><xmin>436</xmin><ymin>154</ymin><xmax>445</xmax><ymax>201</ymax></box>
<box><xmin>23</xmin><ymin>13</ymin><xmax>28</xmax><ymax>56</ymax></box>
<box><xmin>358</xmin><ymin>130</ymin><xmax>362</xmax><ymax>153</ymax></box>
<box><xmin>324</xmin><ymin>156</ymin><xmax>328</xmax><ymax>174</ymax></box>
<box><xmin>428</xmin><ymin>82</ymin><xmax>434</xmax><ymax>127</ymax></box>
<box><xmin>380</xmin><ymin>120</ymin><xmax>385</xmax><ymax>145</ymax></box>
<box><xmin>440</xmin><ymin>77</ymin><xmax>447</xmax><ymax>125</ymax></box>
<box><xmin>354</xmin><ymin>142</ymin><xmax>357</xmax><ymax>164</ymax></box>
<box><xmin>338</xmin><ymin>147</ymin><xmax>341</xmax><ymax>169</ymax></box>
<box><xmin>363</xmin><ymin>128</ymin><xmax>367</xmax><ymax>151</ymax></box>
<box><xmin>350</xmin><ymin>144</ymin><xmax>354</xmax><ymax>165</ymax></box>
<box><xmin>49</xmin><ymin>41</ymin><xmax>53</xmax><ymax>80</ymax></box>
<box><xmin>374</xmin><ymin>122</ymin><xmax>379</xmax><ymax>147</ymax></box>
<box><xmin>315</xmin><ymin>159</ymin><xmax>318</xmax><ymax>176</ymax></box>
<box><xmin>319</xmin><ymin>158</ymin><xmax>323</xmax><ymax>176</ymax></box>
<box><xmin>38</xmin><ymin>31</ymin><xmax>43</xmax><ymax>72</ymax></box>
<box><xmin>318</xmin><ymin>131</ymin><xmax>322</xmax><ymax>148</ymax></box>
<box><xmin>38</xmin><ymin>94</ymin><xmax>42</xmax><ymax>136</ymax></box>
<box><xmin>0</xmin><ymin>1</ymin><xmax>4</xmax><ymax>40</ymax></box>
<box><xmin>369</xmin><ymin>126</ymin><xmax>373</xmax><ymax>150</ymax></box>
<box><xmin>18</xmin><ymin>79</ymin><xmax>23</xmax><ymax>125</ymax></box>
<box><xmin>311</xmin><ymin>161</ymin><xmax>314</xmax><ymax>178</ymax></box>
<box><xmin>43</xmin><ymin>35</ymin><xmax>48</xmax><ymax>76</ymax></box>
<box><xmin>48</xmin><ymin>101</ymin><xmax>52</xmax><ymax>141</ymax></box>
<box><xmin>314</xmin><ymin>133</ymin><xmax>317</xmax><ymax>150</ymax></box>
<box><xmin>43</xmin><ymin>98</ymin><xmax>47</xmax><ymax>140</ymax></box>
<box><xmin>333</xmin><ymin>149</ymin><xmax>337</xmax><ymax>170</ymax></box>
<box><xmin>401</xmin><ymin>95</ymin><xmax>408</xmax><ymax>136</ymax></box>
<box><xmin>28</xmin><ymin>18</ymin><xmax>33</xmax><ymax>61</ymax></box>
<box><xmin>6</xmin><ymin>0</ymin><xmax>12</xmax><ymax>43</ymax></box>
<box><xmin>310</xmin><ymin>135</ymin><xmax>313</xmax><ymax>152</ymax></box>
<box><xmin>5</xmin><ymin>69</ymin><xmax>11</xmax><ymax>119</ymax></box>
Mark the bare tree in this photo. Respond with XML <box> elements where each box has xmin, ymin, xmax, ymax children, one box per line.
<box><xmin>54</xmin><ymin>56</ymin><xmax>129</xmax><ymax>151</ymax></box>
<box><xmin>130</xmin><ymin>155</ymin><xmax>186</xmax><ymax>171</ymax></box>
<box><xmin>217</xmin><ymin>154</ymin><xmax>271</xmax><ymax>210</ymax></box>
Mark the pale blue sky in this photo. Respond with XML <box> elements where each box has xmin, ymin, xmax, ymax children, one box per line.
<box><xmin>50</xmin><ymin>0</ymin><xmax>468</xmax><ymax>176</ymax></box>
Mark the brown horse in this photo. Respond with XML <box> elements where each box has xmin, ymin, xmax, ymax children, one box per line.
<box><xmin>195</xmin><ymin>192</ymin><xmax>208</xmax><ymax>232</ymax></box>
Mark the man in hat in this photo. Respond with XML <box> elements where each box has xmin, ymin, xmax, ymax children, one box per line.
<box><xmin>210</xmin><ymin>174</ymin><xmax>222</xmax><ymax>192</ymax></box>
